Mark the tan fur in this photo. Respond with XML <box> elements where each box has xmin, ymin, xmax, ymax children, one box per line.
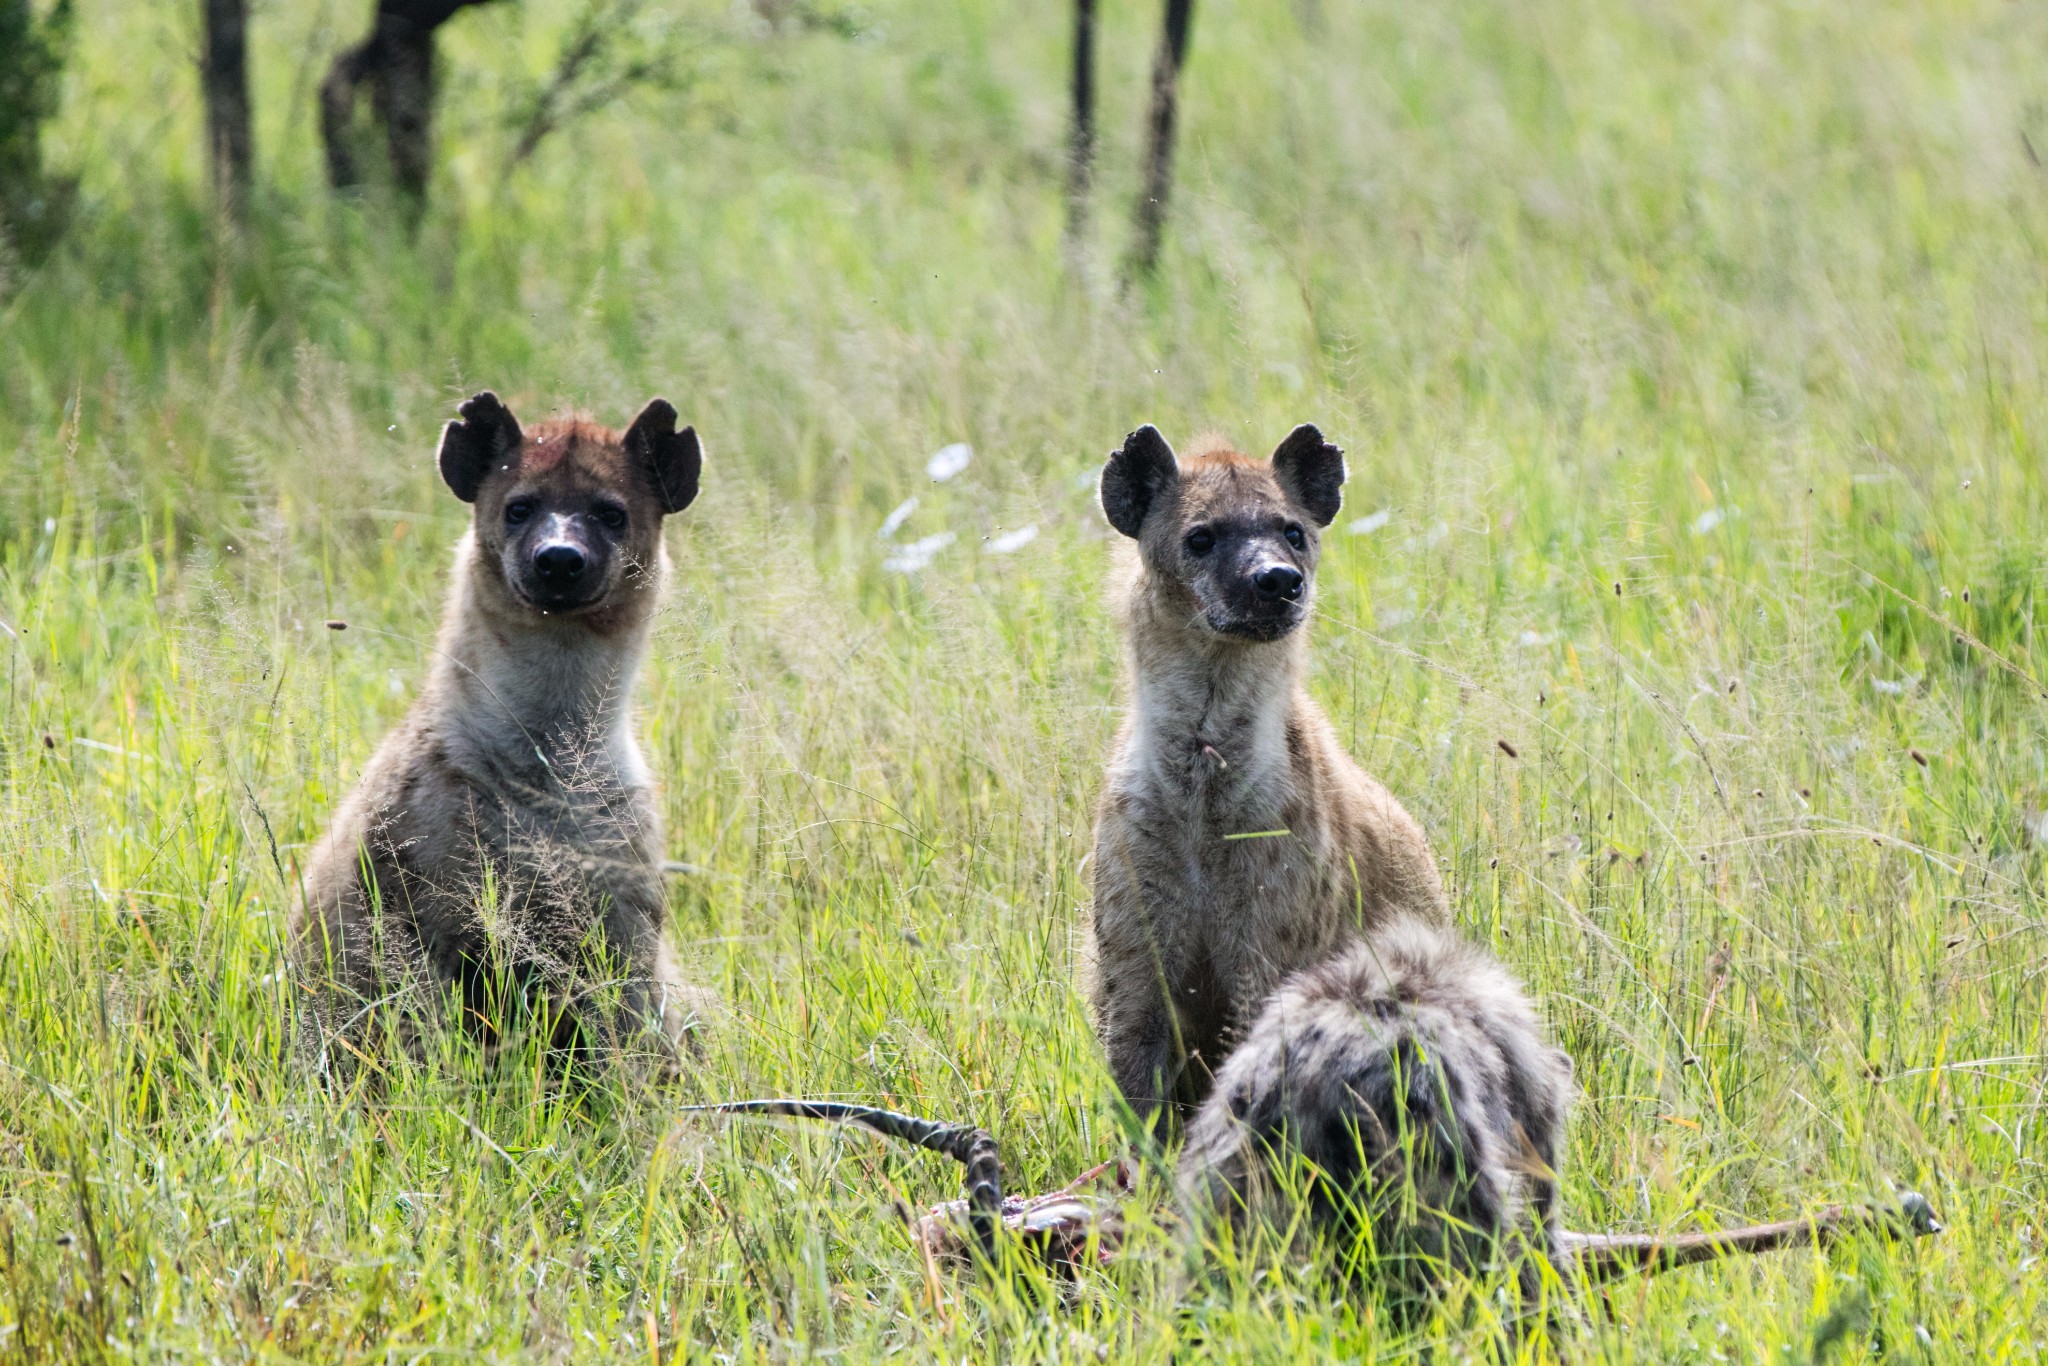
<box><xmin>1086</xmin><ymin>425</ymin><xmax>1448</xmax><ymax>1128</ymax></box>
<box><xmin>292</xmin><ymin>396</ymin><xmax>705</xmax><ymax>1075</ymax></box>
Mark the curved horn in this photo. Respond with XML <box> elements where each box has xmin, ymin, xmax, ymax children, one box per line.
<box><xmin>1557</xmin><ymin>1190</ymin><xmax>1942</xmax><ymax>1284</ymax></box>
<box><xmin>684</xmin><ymin>1099</ymin><xmax>1003</xmax><ymax>1263</ymax></box>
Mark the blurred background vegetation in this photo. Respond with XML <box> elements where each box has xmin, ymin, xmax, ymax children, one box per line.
<box><xmin>0</xmin><ymin>0</ymin><xmax>2044</xmax><ymax>1359</ymax></box>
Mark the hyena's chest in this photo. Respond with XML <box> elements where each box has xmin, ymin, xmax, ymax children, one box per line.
<box><xmin>1131</xmin><ymin>759</ymin><xmax>1325</xmax><ymax>928</ymax></box>
<box><xmin>402</xmin><ymin>773</ymin><xmax>662</xmax><ymax>940</ymax></box>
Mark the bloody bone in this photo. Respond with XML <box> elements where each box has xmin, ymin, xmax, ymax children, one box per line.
<box><xmin>914</xmin><ymin>1158</ymin><xmax>1137</xmax><ymax>1271</ymax></box>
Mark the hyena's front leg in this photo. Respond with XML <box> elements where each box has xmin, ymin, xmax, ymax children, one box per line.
<box><xmin>598</xmin><ymin>897</ymin><xmax>706</xmax><ymax>1076</ymax></box>
<box><xmin>1094</xmin><ymin>948</ymin><xmax>1194</xmax><ymax>1143</ymax></box>
<box><xmin>627</xmin><ymin>935</ymin><xmax>707</xmax><ymax>1066</ymax></box>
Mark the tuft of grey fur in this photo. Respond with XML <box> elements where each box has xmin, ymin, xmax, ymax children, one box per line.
<box><xmin>1176</xmin><ymin>918</ymin><xmax>1572</xmax><ymax>1300</ymax></box>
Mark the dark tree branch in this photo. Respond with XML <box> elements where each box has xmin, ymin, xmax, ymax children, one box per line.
<box><xmin>201</xmin><ymin>0</ymin><xmax>253</xmax><ymax>217</ymax></box>
<box><xmin>506</xmin><ymin>0</ymin><xmax>689</xmax><ymax>171</ymax></box>
<box><xmin>1127</xmin><ymin>0</ymin><xmax>1193</xmax><ymax>279</ymax></box>
<box><xmin>508</xmin><ymin>18</ymin><xmax>609</xmax><ymax>166</ymax></box>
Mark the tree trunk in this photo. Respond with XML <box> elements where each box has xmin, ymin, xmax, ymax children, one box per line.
<box><xmin>371</xmin><ymin>15</ymin><xmax>438</xmax><ymax>201</ymax></box>
<box><xmin>319</xmin><ymin>40</ymin><xmax>370</xmax><ymax>191</ymax></box>
<box><xmin>201</xmin><ymin>0</ymin><xmax>253</xmax><ymax>216</ymax></box>
<box><xmin>320</xmin><ymin>0</ymin><xmax>494</xmax><ymax>208</ymax></box>
<box><xmin>1128</xmin><ymin>0</ymin><xmax>1194</xmax><ymax>279</ymax></box>
<box><xmin>1062</xmin><ymin>0</ymin><xmax>1097</xmax><ymax>250</ymax></box>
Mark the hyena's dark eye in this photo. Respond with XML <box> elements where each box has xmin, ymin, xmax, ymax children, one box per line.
<box><xmin>505</xmin><ymin>499</ymin><xmax>535</xmax><ymax>526</ymax></box>
<box><xmin>595</xmin><ymin>505</ymin><xmax>627</xmax><ymax>531</ymax></box>
<box><xmin>1284</xmin><ymin>524</ymin><xmax>1306</xmax><ymax>550</ymax></box>
<box><xmin>1185</xmin><ymin>527</ymin><xmax>1216</xmax><ymax>557</ymax></box>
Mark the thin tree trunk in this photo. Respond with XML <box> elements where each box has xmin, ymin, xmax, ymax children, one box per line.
<box><xmin>201</xmin><ymin>0</ymin><xmax>254</xmax><ymax>217</ymax></box>
<box><xmin>320</xmin><ymin>0</ymin><xmax>494</xmax><ymax>208</ymax></box>
<box><xmin>320</xmin><ymin>38</ymin><xmax>372</xmax><ymax>191</ymax></box>
<box><xmin>371</xmin><ymin>17</ymin><xmax>438</xmax><ymax>201</ymax></box>
<box><xmin>1062</xmin><ymin>0</ymin><xmax>1097</xmax><ymax>250</ymax></box>
<box><xmin>1128</xmin><ymin>0</ymin><xmax>1194</xmax><ymax>279</ymax></box>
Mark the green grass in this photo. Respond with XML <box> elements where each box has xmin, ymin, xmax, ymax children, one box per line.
<box><xmin>2</xmin><ymin>0</ymin><xmax>2045</xmax><ymax>1357</ymax></box>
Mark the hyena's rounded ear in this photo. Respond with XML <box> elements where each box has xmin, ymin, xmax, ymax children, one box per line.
<box><xmin>438</xmin><ymin>391</ymin><xmax>524</xmax><ymax>503</ymax></box>
<box><xmin>1100</xmin><ymin>425</ymin><xmax>1179</xmax><ymax>539</ymax></box>
<box><xmin>625</xmin><ymin>397</ymin><xmax>702</xmax><ymax>514</ymax></box>
<box><xmin>1270</xmin><ymin>423</ymin><xmax>1346</xmax><ymax>528</ymax></box>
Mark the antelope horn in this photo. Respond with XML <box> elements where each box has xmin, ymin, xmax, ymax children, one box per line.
<box><xmin>683</xmin><ymin>1099</ymin><xmax>1004</xmax><ymax>1263</ymax></box>
<box><xmin>1557</xmin><ymin>1190</ymin><xmax>1942</xmax><ymax>1283</ymax></box>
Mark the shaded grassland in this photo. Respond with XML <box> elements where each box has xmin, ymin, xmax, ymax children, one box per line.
<box><xmin>2</xmin><ymin>0</ymin><xmax>2046</xmax><ymax>1357</ymax></box>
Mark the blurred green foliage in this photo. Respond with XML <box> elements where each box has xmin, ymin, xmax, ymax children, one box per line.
<box><xmin>0</xmin><ymin>0</ymin><xmax>73</xmax><ymax>263</ymax></box>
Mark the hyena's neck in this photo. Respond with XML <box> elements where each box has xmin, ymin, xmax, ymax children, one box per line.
<box><xmin>425</xmin><ymin>538</ymin><xmax>652</xmax><ymax>776</ymax></box>
<box><xmin>1124</xmin><ymin>584</ymin><xmax>1305</xmax><ymax>781</ymax></box>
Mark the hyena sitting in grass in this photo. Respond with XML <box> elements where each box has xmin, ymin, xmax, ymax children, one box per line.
<box><xmin>1086</xmin><ymin>423</ymin><xmax>1449</xmax><ymax>1133</ymax></box>
<box><xmin>293</xmin><ymin>391</ymin><xmax>706</xmax><ymax>1077</ymax></box>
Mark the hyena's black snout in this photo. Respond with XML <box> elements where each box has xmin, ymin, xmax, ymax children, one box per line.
<box><xmin>516</xmin><ymin>527</ymin><xmax>612</xmax><ymax>613</ymax></box>
<box><xmin>1206</xmin><ymin>552</ymin><xmax>1310</xmax><ymax>640</ymax></box>
<box><xmin>533</xmin><ymin>542</ymin><xmax>588</xmax><ymax>584</ymax></box>
<box><xmin>1252</xmin><ymin>564</ymin><xmax>1304</xmax><ymax>602</ymax></box>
